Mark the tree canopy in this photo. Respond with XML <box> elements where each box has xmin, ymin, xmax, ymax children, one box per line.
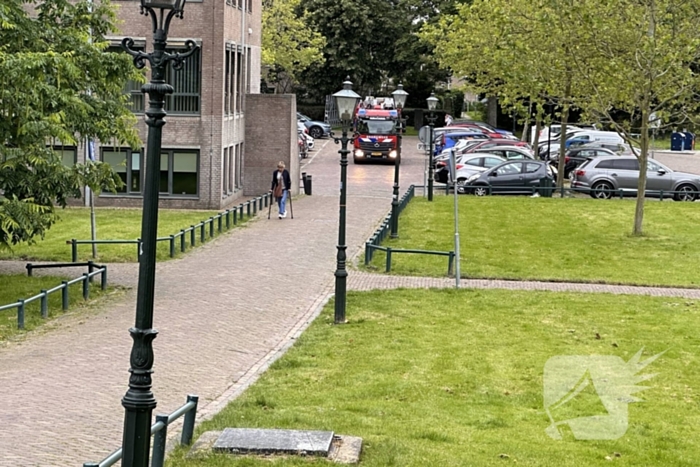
<box><xmin>0</xmin><ymin>0</ymin><xmax>138</xmax><ymax>249</ymax></box>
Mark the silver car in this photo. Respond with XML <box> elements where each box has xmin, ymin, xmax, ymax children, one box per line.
<box><xmin>571</xmin><ymin>156</ymin><xmax>700</xmax><ymax>201</ymax></box>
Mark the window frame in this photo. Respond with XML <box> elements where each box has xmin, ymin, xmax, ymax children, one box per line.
<box><xmin>159</xmin><ymin>149</ymin><xmax>200</xmax><ymax>197</ymax></box>
<box><xmin>101</xmin><ymin>147</ymin><xmax>144</xmax><ymax>195</ymax></box>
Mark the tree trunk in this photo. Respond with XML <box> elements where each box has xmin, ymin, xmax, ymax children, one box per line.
<box><xmin>521</xmin><ymin>101</ymin><xmax>532</xmax><ymax>142</ymax></box>
<box><xmin>487</xmin><ymin>96</ymin><xmax>498</xmax><ymax>127</ymax></box>
<box><xmin>532</xmin><ymin>103</ymin><xmax>542</xmax><ymax>159</ymax></box>
<box><xmin>633</xmin><ymin>107</ymin><xmax>650</xmax><ymax>235</ymax></box>
<box><xmin>556</xmin><ymin>78</ymin><xmax>572</xmax><ymax>196</ymax></box>
<box><xmin>90</xmin><ymin>189</ymin><xmax>98</xmax><ymax>258</ymax></box>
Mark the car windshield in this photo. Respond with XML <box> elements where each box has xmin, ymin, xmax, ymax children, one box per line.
<box><xmin>357</xmin><ymin>119</ymin><xmax>396</xmax><ymax>134</ymax></box>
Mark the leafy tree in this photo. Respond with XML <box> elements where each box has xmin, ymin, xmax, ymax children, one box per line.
<box><xmin>261</xmin><ymin>0</ymin><xmax>325</xmax><ymax>92</ymax></box>
<box><xmin>572</xmin><ymin>0</ymin><xmax>700</xmax><ymax>234</ymax></box>
<box><xmin>0</xmin><ymin>0</ymin><xmax>139</xmax><ymax>249</ymax></box>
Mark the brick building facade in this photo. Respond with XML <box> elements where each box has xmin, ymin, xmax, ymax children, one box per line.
<box><xmin>70</xmin><ymin>0</ymin><xmax>266</xmax><ymax>209</ymax></box>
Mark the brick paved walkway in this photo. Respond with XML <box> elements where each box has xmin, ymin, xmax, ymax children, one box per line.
<box><xmin>2</xmin><ymin>137</ymin><xmax>698</xmax><ymax>466</ymax></box>
<box><xmin>0</xmin><ymin>137</ymin><xmax>424</xmax><ymax>466</ymax></box>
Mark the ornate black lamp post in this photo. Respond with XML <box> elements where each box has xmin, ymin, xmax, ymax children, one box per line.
<box><xmin>426</xmin><ymin>92</ymin><xmax>438</xmax><ymax>201</ymax></box>
<box><xmin>390</xmin><ymin>83</ymin><xmax>408</xmax><ymax>238</ymax></box>
<box><xmin>120</xmin><ymin>1</ymin><xmax>198</xmax><ymax>465</ymax></box>
<box><xmin>331</xmin><ymin>78</ymin><xmax>361</xmax><ymax>324</ymax></box>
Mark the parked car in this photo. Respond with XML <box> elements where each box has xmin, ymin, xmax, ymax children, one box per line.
<box><xmin>577</xmin><ymin>141</ymin><xmax>636</xmax><ymax>155</ymax></box>
<box><xmin>551</xmin><ymin>147</ymin><xmax>617</xmax><ymax>179</ymax></box>
<box><xmin>434</xmin><ymin>154</ymin><xmax>506</xmax><ymax>183</ymax></box>
<box><xmin>564</xmin><ymin>130</ymin><xmax>625</xmax><ymax>149</ymax></box>
<box><xmin>465</xmin><ymin>139</ymin><xmax>531</xmax><ymax>152</ymax></box>
<box><xmin>297</xmin><ymin>112</ymin><xmax>331</xmax><ymax>139</ymax></box>
<box><xmin>297</xmin><ymin>121</ymin><xmax>314</xmax><ymax>150</ymax></box>
<box><xmin>472</xmin><ymin>145</ymin><xmax>535</xmax><ymax>160</ymax></box>
<box><xmin>452</xmin><ymin>119</ymin><xmax>518</xmax><ymax>139</ymax></box>
<box><xmin>460</xmin><ymin>160</ymin><xmax>555</xmax><ymax>196</ymax></box>
<box><xmin>434</xmin><ymin>131</ymin><xmax>490</xmax><ymax>155</ymax></box>
<box><xmin>571</xmin><ymin>156</ymin><xmax>700</xmax><ymax>201</ymax></box>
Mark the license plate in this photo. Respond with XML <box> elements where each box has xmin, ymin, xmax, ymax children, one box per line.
<box><xmin>371</xmin><ymin>152</ymin><xmax>383</xmax><ymax>156</ymax></box>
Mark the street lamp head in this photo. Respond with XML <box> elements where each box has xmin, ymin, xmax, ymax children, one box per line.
<box><xmin>426</xmin><ymin>92</ymin><xmax>438</xmax><ymax>111</ymax></box>
<box><xmin>392</xmin><ymin>83</ymin><xmax>408</xmax><ymax>110</ymax></box>
<box><xmin>333</xmin><ymin>77</ymin><xmax>361</xmax><ymax>124</ymax></box>
<box><xmin>142</xmin><ymin>0</ymin><xmax>185</xmax><ymax>11</ymax></box>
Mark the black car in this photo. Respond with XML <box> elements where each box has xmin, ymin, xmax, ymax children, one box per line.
<box><xmin>553</xmin><ymin>147</ymin><xmax>616</xmax><ymax>179</ymax></box>
<box><xmin>460</xmin><ymin>160</ymin><xmax>554</xmax><ymax>196</ymax></box>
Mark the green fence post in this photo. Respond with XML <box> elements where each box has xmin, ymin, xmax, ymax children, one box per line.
<box><xmin>151</xmin><ymin>414</ymin><xmax>169</xmax><ymax>467</ymax></box>
<box><xmin>17</xmin><ymin>299</ymin><xmax>25</xmax><ymax>330</ymax></box>
<box><xmin>71</xmin><ymin>239</ymin><xmax>78</xmax><ymax>262</ymax></box>
<box><xmin>448</xmin><ymin>252</ymin><xmax>455</xmax><ymax>276</ymax></box>
<box><xmin>365</xmin><ymin>243</ymin><xmax>371</xmax><ymax>265</ymax></box>
<box><xmin>180</xmin><ymin>230</ymin><xmax>186</xmax><ymax>252</ymax></box>
<box><xmin>169</xmin><ymin>235</ymin><xmax>175</xmax><ymax>258</ymax></box>
<box><xmin>247</xmin><ymin>201</ymin><xmax>251</xmax><ymax>217</ymax></box>
<box><xmin>239</xmin><ymin>204</ymin><xmax>244</xmax><ymax>219</ymax></box>
<box><xmin>386</xmin><ymin>247</ymin><xmax>392</xmax><ymax>272</ymax></box>
<box><xmin>82</xmin><ymin>273</ymin><xmax>90</xmax><ymax>300</ymax></box>
<box><xmin>191</xmin><ymin>226</ymin><xmax>196</xmax><ymax>246</ymax></box>
<box><xmin>62</xmin><ymin>281</ymin><xmax>69</xmax><ymax>310</ymax></box>
<box><xmin>40</xmin><ymin>290</ymin><xmax>48</xmax><ymax>318</ymax></box>
<box><xmin>225</xmin><ymin>209</ymin><xmax>231</xmax><ymax>229</ymax></box>
<box><xmin>619</xmin><ymin>189</ymin><xmax>624</xmax><ymax>199</ymax></box>
<box><xmin>87</xmin><ymin>260</ymin><xmax>94</xmax><ymax>283</ymax></box>
<box><xmin>209</xmin><ymin>217</ymin><xmax>215</xmax><ymax>238</ymax></box>
<box><xmin>660</xmin><ymin>190</ymin><xmax>664</xmax><ymax>201</ymax></box>
<box><xmin>218</xmin><ymin>214</ymin><xmax>223</xmax><ymax>233</ymax></box>
<box><xmin>100</xmin><ymin>267</ymin><xmax>108</xmax><ymax>291</ymax></box>
<box><xmin>181</xmin><ymin>394</ymin><xmax>199</xmax><ymax>445</ymax></box>
<box><xmin>26</xmin><ymin>263</ymin><xmax>33</xmax><ymax>277</ymax></box>
<box><xmin>233</xmin><ymin>208</ymin><xmax>238</xmax><ymax>225</ymax></box>
<box><xmin>200</xmin><ymin>223</ymin><xmax>205</xmax><ymax>243</ymax></box>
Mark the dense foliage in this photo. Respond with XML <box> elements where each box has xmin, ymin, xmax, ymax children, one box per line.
<box><xmin>0</xmin><ymin>0</ymin><xmax>139</xmax><ymax>248</ymax></box>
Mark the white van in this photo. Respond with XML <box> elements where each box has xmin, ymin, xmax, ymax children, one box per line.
<box><xmin>565</xmin><ymin>130</ymin><xmax>624</xmax><ymax>149</ymax></box>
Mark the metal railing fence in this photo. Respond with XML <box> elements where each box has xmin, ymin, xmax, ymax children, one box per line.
<box><xmin>67</xmin><ymin>193</ymin><xmax>272</xmax><ymax>262</ymax></box>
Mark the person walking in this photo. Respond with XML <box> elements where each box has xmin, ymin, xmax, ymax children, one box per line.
<box><xmin>271</xmin><ymin>161</ymin><xmax>292</xmax><ymax>219</ymax></box>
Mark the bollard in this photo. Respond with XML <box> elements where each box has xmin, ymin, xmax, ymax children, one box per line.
<box><xmin>82</xmin><ymin>273</ymin><xmax>90</xmax><ymax>300</ymax></box>
<box><xmin>17</xmin><ymin>299</ymin><xmax>25</xmax><ymax>330</ymax></box>
<box><xmin>170</xmin><ymin>235</ymin><xmax>176</xmax><ymax>258</ymax></box>
<box><xmin>151</xmin><ymin>414</ymin><xmax>169</xmax><ymax>467</ymax></box>
<box><xmin>181</xmin><ymin>395</ymin><xmax>199</xmax><ymax>445</ymax></box>
<box><xmin>40</xmin><ymin>290</ymin><xmax>48</xmax><ymax>318</ymax></box>
<box><xmin>62</xmin><ymin>281</ymin><xmax>69</xmax><ymax>310</ymax></box>
<box><xmin>100</xmin><ymin>267</ymin><xmax>108</xmax><ymax>291</ymax></box>
<box><xmin>26</xmin><ymin>263</ymin><xmax>33</xmax><ymax>277</ymax></box>
<box><xmin>448</xmin><ymin>252</ymin><xmax>455</xmax><ymax>276</ymax></box>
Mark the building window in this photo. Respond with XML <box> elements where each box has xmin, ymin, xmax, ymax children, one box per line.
<box><xmin>159</xmin><ymin>149</ymin><xmax>199</xmax><ymax>196</ymax></box>
<box><xmin>228</xmin><ymin>145</ymin><xmax>234</xmax><ymax>192</ymax></box>
<box><xmin>107</xmin><ymin>46</ymin><xmax>144</xmax><ymax>113</ymax></box>
<box><xmin>236</xmin><ymin>49</ymin><xmax>243</xmax><ymax>113</ymax></box>
<box><xmin>52</xmin><ymin>147</ymin><xmax>77</xmax><ymax>166</ymax></box>
<box><xmin>247</xmin><ymin>0</ymin><xmax>252</xmax><ymax>13</ymax></box>
<box><xmin>102</xmin><ymin>148</ymin><xmax>142</xmax><ymax>194</ymax></box>
<box><xmin>246</xmin><ymin>47</ymin><xmax>251</xmax><ymax>96</ymax></box>
<box><xmin>223</xmin><ymin>147</ymin><xmax>229</xmax><ymax>195</ymax></box>
<box><xmin>234</xmin><ymin>143</ymin><xmax>243</xmax><ymax>189</ymax></box>
<box><xmin>225</xmin><ymin>50</ymin><xmax>231</xmax><ymax>114</ymax></box>
<box><xmin>165</xmin><ymin>47</ymin><xmax>201</xmax><ymax>114</ymax></box>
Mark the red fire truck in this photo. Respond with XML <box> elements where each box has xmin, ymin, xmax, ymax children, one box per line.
<box><xmin>353</xmin><ymin>108</ymin><xmax>400</xmax><ymax>164</ymax></box>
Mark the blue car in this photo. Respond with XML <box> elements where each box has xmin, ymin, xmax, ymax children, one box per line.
<box><xmin>434</xmin><ymin>131</ymin><xmax>489</xmax><ymax>155</ymax></box>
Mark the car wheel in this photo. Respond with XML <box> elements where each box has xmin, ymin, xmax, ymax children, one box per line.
<box><xmin>564</xmin><ymin>168</ymin><xmax>573</xmax><ymax>179</ymax></box>
<box><xmin>674</xmin><ymin>184</ymin><xmax>697</xmax><ymax>201</ymax></box>
<box><xmin>591</xmin><ymin>181</ymin><xmax>613</xmax><ymax>199</ymax></box>
<box><xmin>473</xmin><ymin>185</ymin><xmax>489</xmax><ymax>197</ymax></box>
<box><xmin>309</xmin><ymin>126</ymin><xmax>323</xmax><ymax>139</ymax></box>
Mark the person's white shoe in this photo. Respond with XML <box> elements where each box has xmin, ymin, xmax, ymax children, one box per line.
<box><xmin>278</xmin><ymin>213</ymin><xmax>282</xmax><ymax>219</ymax></box>
<box><xmin>281</xmin><ymin>211</ymin><xmax>287</xmax><ymax>218</ymax></box>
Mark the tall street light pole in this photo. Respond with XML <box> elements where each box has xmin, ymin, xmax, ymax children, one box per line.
<box><xmin>390</xmin><ymin>83</ymin><xmax>408</xmax><ymax>238</ymax></box>
<box><xmin>331</xmin><ymin>78</ymin><xmax>361</xmax><ymax>324</ymax></box>
<box><xmin>426</xmin><ymin>92</ymin><xmax>438</xmax><ymax>201</ymax></box>
<box><xmin>121</xmin><ymin>1</ymin><xmax>198</xmax><ymax>465</ymax></box>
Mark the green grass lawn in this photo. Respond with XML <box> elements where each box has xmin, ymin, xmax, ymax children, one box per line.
<box><xmin>0</xmin><ymin>274</ymin><xmax>112</xmax><ymax>341</ymax></box>
<box><xmin>166</xmin><ymin>289</ymin><xmax>700</xmax><ymax>466</ymax></box>
<box><xmin>0</xmin><ymin>207</ymin><xmax>234</xmax><ymax>263</ymax></box>
<box><xmin>367</xmin><ymin>196</ymin><xmax>700</xmax><ymax>287</ymax></box>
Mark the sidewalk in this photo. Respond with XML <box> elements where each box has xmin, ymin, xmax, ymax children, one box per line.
<box><xmin>0</xmin><ymin>137</ymin><xmax>402</xmax><ymax>465</ymax></box>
